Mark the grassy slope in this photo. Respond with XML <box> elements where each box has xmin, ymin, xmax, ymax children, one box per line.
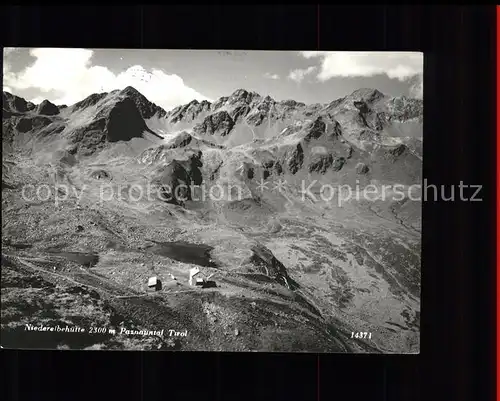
<box><xmin>2</xmin><ymin>144</ymin><xmax>419</xmax><ymax>352</ymax></box>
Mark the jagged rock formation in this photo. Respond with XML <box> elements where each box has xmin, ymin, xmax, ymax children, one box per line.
<box><xmin>3</xmin><ymin>92</ymin><xmax>29</xmax><ymax>114</ymax></box>
<box><xmin>169</xmin><ymin>100</ymin><xmax>211</xmax><ymax>123</ymax></box>
<box><xmin>286</xmin><ymin>144</ymin><xmax>305</xmax><ymax>174</ymax></box>
<box><xmin>193</xmin><ymin>111</ymin><xmax>235</xmax><ymax>136</ymax></box>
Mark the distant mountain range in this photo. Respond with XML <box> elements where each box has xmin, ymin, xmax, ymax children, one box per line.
<box><xmin>3</xmin><ymin>84</ymin><xmax>422</xmax><ymax>181</ymax></box>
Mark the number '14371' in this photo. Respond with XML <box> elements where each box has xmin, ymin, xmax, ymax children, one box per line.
<box><xmin>351</xmin><ymin>332</ymin><xmax>372</xmax><ymax>339</ymax></box>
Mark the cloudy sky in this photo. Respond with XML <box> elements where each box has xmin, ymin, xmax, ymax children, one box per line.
<box><xmin>3</xmin><ymin>48</ymin><xmax>423</xmax><ymax>112</ymax></box>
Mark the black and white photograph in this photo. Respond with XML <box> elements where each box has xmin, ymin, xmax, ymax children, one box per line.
<box><xmin>1</xmin><ymin>48</ymin><xmax>423</xmax><ymax>353</ymax></box>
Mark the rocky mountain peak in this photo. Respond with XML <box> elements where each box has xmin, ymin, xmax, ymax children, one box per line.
<box><xmin>3</xmin><ymin>91</ymin><xmax>29</xmax><ymax>114</ymax></box>
<box><xmin>230</xmin><ymin>88</ymin><xmax>250</xmax><ymax>97</ymax></box>
<box><xmin>228</xmin><ymin>89</ymin><xmax>261</xmax><ymax>105</ymax></box>
<box><xmin>120</xmin><ymin>86</ymin><xmax>141</xmax><ymax>97</ymax></box>
<box><xmin>36</xmin><ymin>99</ymin><xmax>60</xmax><ymax>116</ymax></box>
<box><xmin>119</xmin><ymin>86</ymin><xmax>167</xmax><ymax>119</ymax></box>
<box><xmin>281</xmin><ymin>99</ymin><xmax>305</xmax><ymax>108</ymax></box>
<box><xmin>348</xmin><ymin>88</ymin><xmax>385</xmax><ymax>104</ymax></box>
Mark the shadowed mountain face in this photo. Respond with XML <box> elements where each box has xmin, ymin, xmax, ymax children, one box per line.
<box><xmin>2</xmin><ymin>86</ymin><xmax>422</xmax><ymax>353</ymax></box>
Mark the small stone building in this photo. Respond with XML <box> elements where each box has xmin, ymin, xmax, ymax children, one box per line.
<box><xmin>147</xmin><ymin>276</ymin><xmax>162</xmax><ymax>291</ymax></box>
<box><xmin>189</xmin><ymin>267</ymin><xmax>201</xmax><ymax>286</ymax></box>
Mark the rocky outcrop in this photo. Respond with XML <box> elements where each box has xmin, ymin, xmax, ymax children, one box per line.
<box><xmin>261</xmin><ymin>160</ymin><xmax>283</xmax><ymax>177</ymax></box>
<box><xmin>304</xmin><ymin>117</ymin><xmax>327</xmax><ymax>142</ymax></box>
<box><xmin>245</xmin><ymin>96</ymin><xmax>276</xmax><ymax>126</ymax></box>
<box><xmin>286</xmin><ymin>144</ymin><xmax>304</xmax><ymax>174</ymax></box>
<box><xmin>15</xmin><ymin>116</ymin><xmax>53</xmax><ymax>133</ymax></box>
<box><xmin>386</xmin><ymin>97</ymin><xmax>423</xmax><ymax>122</ymax></box>
<box><xmin>308</xmin><ymin>154</ymin><xmax>332</xmax><ymax>174</ymax></box>
<box><xmin>386</xmin><ymin>143</ymin><xmax>408</xmax><ymax>158</ymax></box>
<box><xmin>246</xmin><ymin>166</ymin><xmax>255</xmax><ymax>179</ymax></box>
<box><xmin>280</xmin><ymin>99</ymin><xmax>305</xmax><ymax>108</ymax></box>
<box><xmin>90</xmin><ymin>170</ymin><xmax>111</xmax><ymax>180</ymax></box>
<box><xmin>231</xmin><ymin>104</ymin><xmax>251</xmax><ymax>123</ymax></box>
<box><xmin>246</xmin><ymin>111</ymin><xmax>266</xmax><ymax>126</ymax></box>
<box><xmin>211</xmin><ymin>96</ymin><xmax>228</xmax><ymax>111</ymax></box>
<box><xmin>352</xmin><ymin>98</ymin><xmax>387</xmax><ymax>131</ymax></box>
<box><xmin>353</xmin><ymin>100</ymin><xmax>370</xmax><ymax>114</ymax></box>
<box><xmin>2</xmin><ymin>109</ymin><xmax>15</xmax><ymax>119</ymax></box>
<box><xmin>349</xmin><ymin>88</ymin><xmax>385</xmax><ymax>105</ymax></box>
<box><xmin>37</xmin><ymin>122</ymin><xmax>65</xmax><ymax>139</ymax></box>
<box><xmin>357</xmin><ymin>129</ymin><xmax>381</xmax><ymax>142</ymax></box>
<box><xmin>326</xmin><ymin>97</ymin><xmax>346</xmax><ymax>110</ymax></box>
<box><xmin>193</xmin><ymin>111</ymin><xmax>235</xmax><ymax>136</ymax></box>
<box><xmin>36</xmin><ymin>99</ymin><xmax>60</xmax><ymax>116</ymax></box>
<box><xmin>69</xmin><ymin>119</ymin><xmax>107</xmax><ymax>156</ymax></box>
<box><xmin>308</xmin><ymin>154</ymin><xmax>346</xmax><ymax>173</ymax></box>
<box><xmin>167</xmin><ymin>132</ymin><xmax>193</xmax><ymax>148</ymax></box>
<box><xmin>326</xmin><ymin>118</ymin><xmax>343</xmax><ymax>139</ymax></box>
<box><xmin>151</xmin><ymin>152</ymin><xmax>203</xmax><ymax>206</ymax></box>
<box><xmin>356</xmin><ymin>162</ymin><xmax>369</xmax><ymax>174</ymax></box>
<box><xmin>152</xmin><ymin>160</ymin><xmax>191</xmax><ymax>205</ymax></box>
<box><xmin>249</xmin><ymin>244</ymin><xmax>299</xmax><ymax>290</ymax></box>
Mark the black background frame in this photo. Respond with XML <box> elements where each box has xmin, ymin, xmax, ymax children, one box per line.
<box><xmin>1</xmin><ymin>5</ymin><xmax>495</xmax><ymax>401</ymax></box>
